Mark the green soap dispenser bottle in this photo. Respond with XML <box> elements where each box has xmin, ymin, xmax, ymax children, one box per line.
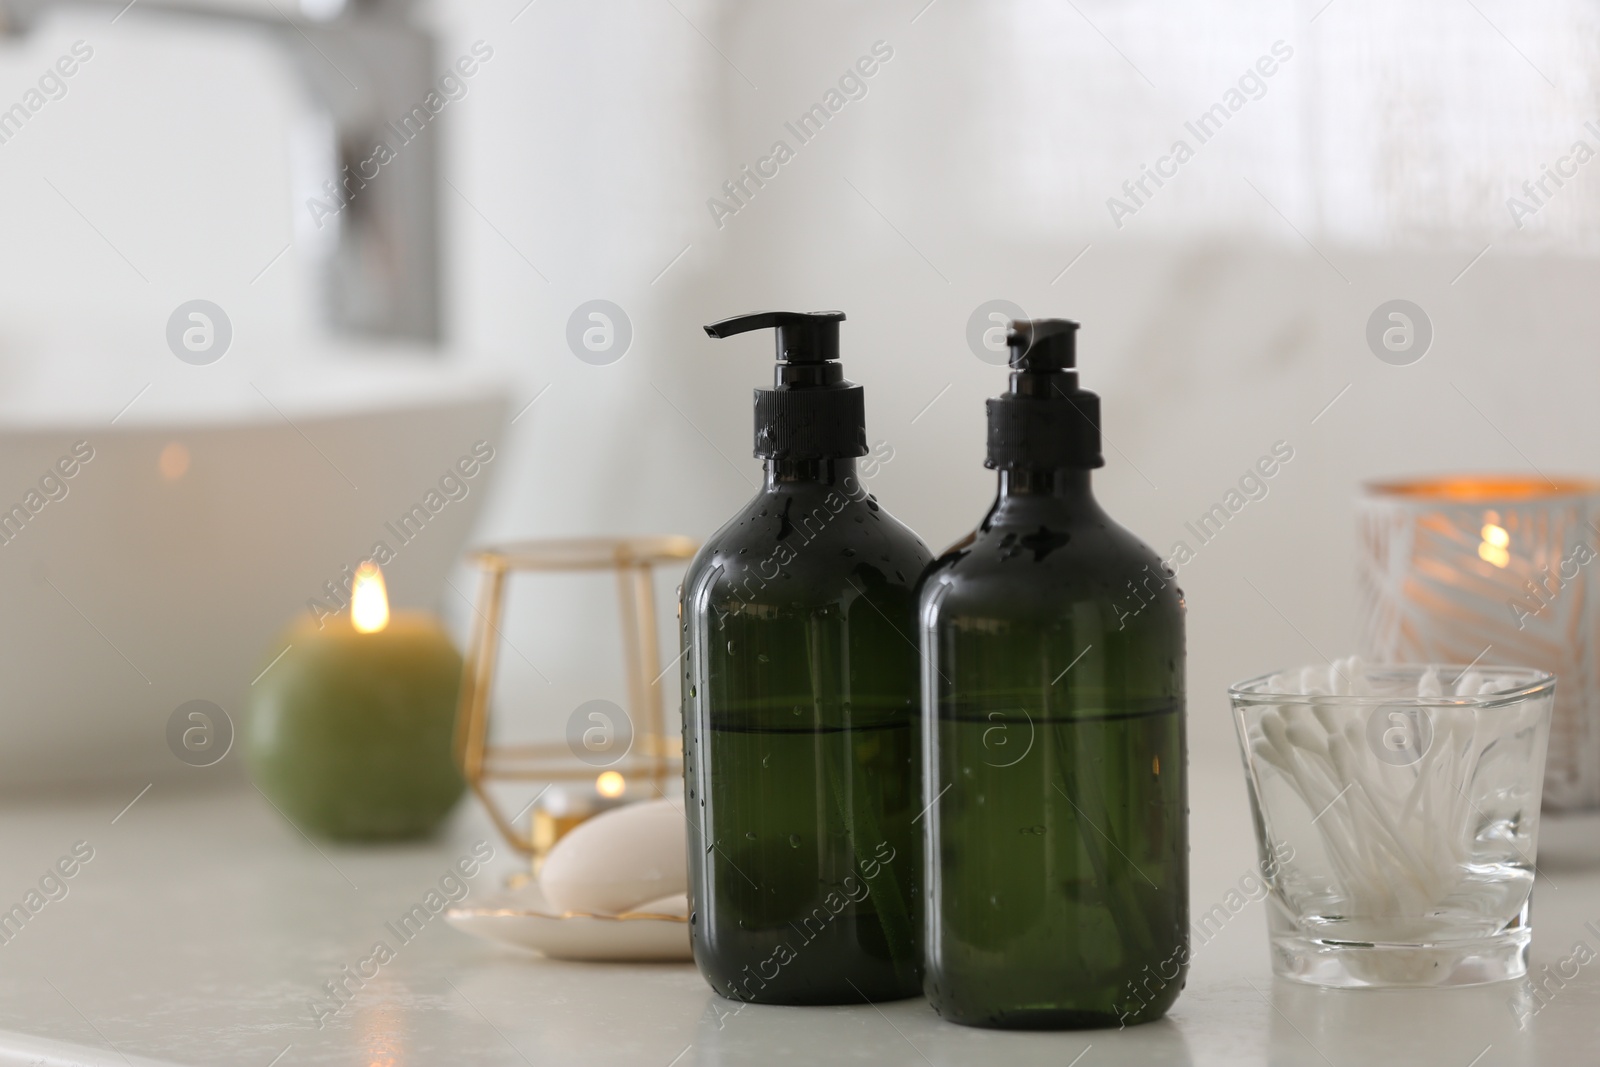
<box><xmin>681</xmin><ymin>310</ymin><xmax>931</xmax><ymax>1005</ymax></box>
<box><xmin>918</xmin><ymin>319</ymin><xmax>1187</xmax><ymax>1029</ymax></box>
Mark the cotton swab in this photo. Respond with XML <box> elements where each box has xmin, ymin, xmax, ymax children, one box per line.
<box><xmin>1249</xmin><ymin>658</ymin><xmax>1525</xmax><ymax>927</ymax></box>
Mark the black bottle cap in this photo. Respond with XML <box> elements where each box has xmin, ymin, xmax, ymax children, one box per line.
<box><xmin>704</xmin><ymin>310</ymin><xmax>868</xmax><ymax>460</ymax></box>
<box><xmin>985</xmin><ymin>318</ymin><xmax>1105</xmax><ymax>470</ymax></box>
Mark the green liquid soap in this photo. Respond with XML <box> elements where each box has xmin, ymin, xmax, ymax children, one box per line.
<box><xmin>682</xmin><ymin>312</ymin><xmax>931</xmax><ymax>1004</ymax></box>
<box><xmin>918</xmin><ymin>319</ymin><xmax>1188</xmax><ymax>1029</ymax></box>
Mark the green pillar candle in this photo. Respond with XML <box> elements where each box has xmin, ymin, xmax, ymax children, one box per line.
<box><xmin>247</xmin><ymin>564</ymin><xmax>466</xmax><ymax>840</ymax></box>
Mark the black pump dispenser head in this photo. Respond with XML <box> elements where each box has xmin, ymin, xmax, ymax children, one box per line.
<box><xmin>704</xmin><ymin>310</ymin><xmax>868</xmax><ymax>461</ymax></box>
<box><xmin>1008</xmin><ymin>318</ymin><xmax>1078</xmax><ymax>372</ymax></box>
<box><xmin>704</xmin><ymin>310</ymin><xmax>842</xmax><ymax>365</ymax></box>
<box><xmin>985</xmin><ymin>318</ymin><xmax>1104</xmax><ymax>471</ymax></box>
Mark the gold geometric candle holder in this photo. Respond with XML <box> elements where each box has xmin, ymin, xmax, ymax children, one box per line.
<box><xmin>452</xmin><ymin>536</ymin><xmax>697</xmax><ymax>855</ymax></box>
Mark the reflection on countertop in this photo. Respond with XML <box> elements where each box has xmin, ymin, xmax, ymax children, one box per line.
<box><xmin>0</xmin><ymin>761</ymin><xmax>1597</xmax><ymax>1066</ymax></box>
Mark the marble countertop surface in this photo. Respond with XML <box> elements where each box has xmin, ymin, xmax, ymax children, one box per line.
<box><xmin>2</xmin><ymin>763</ymin><xmax>1598</xmax><ymax>1067</ymax></box>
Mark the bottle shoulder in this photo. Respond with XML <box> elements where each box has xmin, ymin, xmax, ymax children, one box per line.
<box><xmin>684</xmin><ymin>482</ymin><xmax>932</xmax><ymax>610</ymax></box>
<box><xmin>917</xmin><ymin>501</ymin><xmax>1184</xmax><ymax>625</ymax></box>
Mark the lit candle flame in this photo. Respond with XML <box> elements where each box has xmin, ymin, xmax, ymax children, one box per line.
<box><xmin>595</xmin><ymin>771</ymin><xmax>626</xmax><ymax>798</ymax></box>
<box><xmin>1478</xmin><ymin>521</ymin><xmax>1510</xmax><ymax>569</ymax></box>
<box><xmin>351</xmin><ymin>562</ymin><xmax>390</xmax><ymax>633</ymax></box>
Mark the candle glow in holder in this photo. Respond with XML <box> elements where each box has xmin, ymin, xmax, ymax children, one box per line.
<box><xmin>1358</xmin><ymin>476</ymin><xmax>1600</xmax><ymax>811</ymax></box>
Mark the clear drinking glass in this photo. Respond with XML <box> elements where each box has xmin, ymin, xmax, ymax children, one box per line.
<box><xmin>1230</xmin><ymin>664</ymin><xmax>1554</xmax><ymax>988</ymax></box>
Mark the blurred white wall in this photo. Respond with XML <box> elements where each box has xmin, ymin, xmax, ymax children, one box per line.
<box><xmin>1</xmin><ymin>0</ymin><xmax>1598</xmax><ymax>786</ymax></box>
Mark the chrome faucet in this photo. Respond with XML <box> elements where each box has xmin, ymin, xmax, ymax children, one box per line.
<box><xmin>0</xmin><ymin>0</ymin><xmax>441</xmax><ymax>342</ymax></box>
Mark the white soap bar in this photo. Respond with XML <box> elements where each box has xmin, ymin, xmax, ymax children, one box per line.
<box><xmin>539</xmin><ymin>798</ymin><xmax>688</xmax><ymax>916</ymax></box>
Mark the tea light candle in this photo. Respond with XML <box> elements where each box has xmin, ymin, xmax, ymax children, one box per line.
<box><xmin>247</xmin><ymin>562</ymin><xmax>466</xmax><ymax>840</ymax></box>
<box><xmin>529</xmin><ymin>774</ymin><xmax>631</xmax><ymax>861</ymax></box>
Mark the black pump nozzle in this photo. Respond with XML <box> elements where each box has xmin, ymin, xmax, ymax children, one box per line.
<box><xmin>704</xmin><ymin>310</ymin><xmax>866</xmax><ymax>461</ymax></box>
<box><xmin>704</xmin><ymin>310</ymin><xmax>845</xmax><ymax>365</ymax></box>
<box><xmin>986</xmin><ymin>317</ymin><xmax>1103</xmax><ymax>471</ymax></box>
<box><xmin>1006</xmin><ymin>318</ymin><xmax>1078</xmax><ymax>371</ymax></box>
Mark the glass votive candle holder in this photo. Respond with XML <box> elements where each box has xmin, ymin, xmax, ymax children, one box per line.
<box><xmin>1357</xmin><ymin>476</ymin><xmax>1600</xmax><ymax>811</ymax></box>
<box><xmin>1230</xmin><ymin>663</ymin><xmax>1554</xmax><ymax>988</ymax></box>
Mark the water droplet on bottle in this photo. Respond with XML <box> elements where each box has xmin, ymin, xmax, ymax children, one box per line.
<box><xmin>788</xmin><ymin>834</ymin><xmax>801</xmax><ymax>848</ymax></box>
<box><xmin>745</xmin><ymin>831</ymin><xmax>757</xmax><ymax>841</ymax></box>
<box><xmin>727</xmin><ymin>640</ymin><xmax>736</xmax><ymax>654</ymax></box>
<box><xmin>757</xmin><ymin>653</ymin><xmax>769</xmax><ymax>664</ymax></box>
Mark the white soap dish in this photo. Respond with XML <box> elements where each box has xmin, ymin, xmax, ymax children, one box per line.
<box><xmin>446</xmin><ymin>884</ymin><xmax>692</xmax><ymax>962</ymax></box>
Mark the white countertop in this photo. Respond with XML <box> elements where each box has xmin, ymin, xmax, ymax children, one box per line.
<box><xmin>2</xmin><ymin>763</ymin><xmax>1598</xmax><ymax>1067</ymax></box>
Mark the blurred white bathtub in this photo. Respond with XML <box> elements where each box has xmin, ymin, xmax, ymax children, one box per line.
<box><xmin>0</xmin><ymin>347</ymin><xmax>510</xmax><ymax>792</ymax></box>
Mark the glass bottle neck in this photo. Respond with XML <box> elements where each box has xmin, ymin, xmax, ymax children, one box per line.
<box><xmin>995</xmin><ymin>468</ymin><xmax>1095</xmax><ymax>500</ymax></box>
<box><xmin>763</xmin><ymin>457</ymin><xmax>857</xmax><ymax>489</ymax></box>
